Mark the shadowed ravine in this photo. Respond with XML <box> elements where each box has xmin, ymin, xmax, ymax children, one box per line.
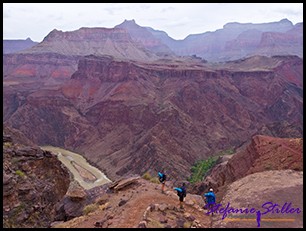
<box><xmin>41</xmin><ymin>146</ymin><xmax>111</xmax><ymax>189</ymax></box>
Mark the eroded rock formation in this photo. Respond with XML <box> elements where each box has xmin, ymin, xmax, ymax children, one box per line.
<box><xmin>3</xmin><ymin>132</ymin><xmax>71</xmax><ymax>228</ymax></box>
<box><xmin>191</xmin><ymin>135</ymin><xmax>303</xmax><ymax>201</ymax></box>
<box><xmin>3</xmin><ymin>55</ymin><xmax>303</xmax><ymax>181</ymax></box>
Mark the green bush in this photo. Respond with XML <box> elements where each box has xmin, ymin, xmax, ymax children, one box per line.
<box><xmin>188</xmin><ymin>148</ymin><xmax>235</xmax><ymax>184</ymax></box>
<box><xmin>188</xmin><ymin>157</ymin><xmax>218</xmax><ymax>184</ymax></box>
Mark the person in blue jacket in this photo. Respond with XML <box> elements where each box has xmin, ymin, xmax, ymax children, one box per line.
<box><xmin>204</xmin><ymin>188</ymin><xmax>216</xmax><ymax>215</ymax></box>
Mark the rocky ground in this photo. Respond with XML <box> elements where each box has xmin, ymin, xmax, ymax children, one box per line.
<box><xmin>3</xmin><ymin>133</ymin><xmax>71</xmax><ymax>228</ymax></box>
<box><xmin>212</xmin><ymin>170</ymin><xmax>303</xmax><ymax>228</ymax></box>
<box><xmin>52</xmin><ymin>177</ymin><xmax>212</xmax><ymax>228</ymax></box>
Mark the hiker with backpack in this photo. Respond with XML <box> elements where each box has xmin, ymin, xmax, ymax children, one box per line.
<box><xmin>175</xmin><ymin>183</ymin><xmax>187</xmax><ymax>209</ymax></box>
<box><xmin>204</xmin><ymin>188</ymin><xmax>216</xmax><ymax>215</ymax></box>
<box><xmin>158</xmin><ymin>172</ymin><xmax>167</xmax><ymax>193</ymax></box>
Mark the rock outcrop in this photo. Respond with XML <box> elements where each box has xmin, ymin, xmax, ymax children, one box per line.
<box><xmin>108</xmin><ymin>175</ymin><xmax>141</xmax><ymax>191</ymax></box>
<box><xmin>192</xmin><ymin>135</ymin><xmax>303</xmax><ymax>201</ymax></box>
<box><xmin>3</xmin><ymin>133</ymin><xmax>71</xmax><ymax>228</ymax></box>
<box><xmin>212</xmin><ymin>170</ymin><xmax>303</xmax><ymax>228</ymax></box>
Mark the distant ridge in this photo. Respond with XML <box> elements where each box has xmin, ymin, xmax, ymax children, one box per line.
<box><xmin>4</xmin><ymin>18</ymin><xmax>302</xmax><ymax>62</ymax></box>
<box><xmin>17</xmin><ymin>27</ymin><xmax>160</xmax><ymax>61</ymax></box>
<box><xmin>3</xmin><ymin>37</ymin><xmax>38</xmax><ymax>54</ymax></box>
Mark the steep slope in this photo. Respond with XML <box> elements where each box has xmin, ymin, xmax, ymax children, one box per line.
<box><xmin>255</xmin><ymin>22</ymin><xmax>303</xmax><ymax>58</ymax></box>
<box><xmin>4</xmin><ymin>55</ymin><xmax>303</xmax><ymax>182</ymax></box>
<box><xmin>3</xmin><ymin>52</ymin><xmax>78</xmax><ymax>85</ymax></box>
<box><xmin>115</xmin><ymin>19</ymin><xmax>174</xmax><ymax>56</ymax></box>
<box><xmin>19</xmin><ymin>27</ymin><xmax>158</xmax><ymax>61</ymax></box>
<box><xmin>145</xmin><ymin>26</ymin><xmax>181</xmax><ymax>51</ymax></box>
<box><xmin>191</xmin><ymin>135</ymin><xmax>303</xmax><ymax>200</ymax></box>
<box><xmin>3</xmin><ymin>132</ymin><xmax>71</xmax><ymax>228</ymax></box>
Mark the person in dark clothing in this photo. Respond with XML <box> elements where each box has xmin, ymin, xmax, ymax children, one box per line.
<box><xmin>204</xmin><ymin>188</ymin><xmax>216</xmax><ymax>215</ymax></box>
<box><xmin>158</xmin><ymin>172</ymin><xmax>167</xmax><ymax>193</ymax></box>
<box><xmin>177</xmin><ymin>183</ymin><xmax>187</xmax><ymax>209</ymax></box>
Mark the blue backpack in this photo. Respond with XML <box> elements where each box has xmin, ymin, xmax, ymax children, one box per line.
<box><xmin>176</xmin><ymin>186</ymin><xmax>186</xmax><ymax>197</ymax></box>
<box><xmin>158</xmin><ymin>172</ymin><xmax>166</xmax><ymax>182</ymax></box>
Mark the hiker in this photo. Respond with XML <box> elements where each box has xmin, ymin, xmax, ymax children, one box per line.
<box><xmin>158</xmin><ymin>172</ymin><xmax>167</xmax><ymax>193</ymax></box>
<box><xmin>204</xmin><ymin>188</ymin><xmax>216</xmax><ymax>215</ymax></box>
<box><xmin>176</xmin><ymin>183</ymin><xmax>187</xmax><ymax>209</ymax></box>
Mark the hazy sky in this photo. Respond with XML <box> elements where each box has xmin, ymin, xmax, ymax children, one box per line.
<box><xmin>3</xmin><ymin>3</ymin><xmax>303</xmax><ymax>42</ymax></box>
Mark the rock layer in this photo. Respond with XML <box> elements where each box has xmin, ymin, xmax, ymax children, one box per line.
<box><xmin>4</xmin><ymin>55</ymin><xmax>303</xmax><ymax>181</ymax></box>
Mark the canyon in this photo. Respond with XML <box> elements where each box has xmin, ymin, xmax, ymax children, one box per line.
<box><xmin>3</xmin><ymin>18</ymin><xmax>303</xmax><ymax>228</ymax></box>
<box><xmin>3</xmin><ymin>53</ymin><xmax>303</xmax><ymax>181</ymax></box>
